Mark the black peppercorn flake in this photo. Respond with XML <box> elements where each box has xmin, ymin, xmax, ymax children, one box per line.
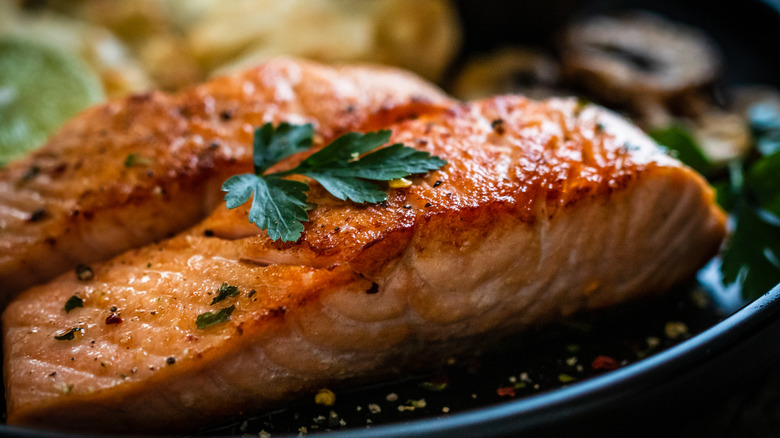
<box><xmin>21</xmin><ymin>165</ymin><xmax>40</xmax><ymax>182</ymax></box>
<box><xmin>491</xmin><ymin>119</ymin><xmax>506</xmax><ymax>135</ymax></box>
<box><xmin>28</xmin><ymin>208</ymin><xmax>48</xmax><ymax>222</ymax></box>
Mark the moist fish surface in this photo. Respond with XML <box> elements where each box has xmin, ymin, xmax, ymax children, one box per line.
<box><xmin>0</xmin><ymin>57</ymin><xmax>450</xmax><ymax>301</ymax></box>
<box><xmin>3</xmin><ymin>95</ymin><xmax>726</xmax><ymax>433</ymax></box>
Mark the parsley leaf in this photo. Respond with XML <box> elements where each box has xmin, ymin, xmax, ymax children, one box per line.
<box><xmin>649</xmin><ymin>124</ymin><xmax>713</xmax><ymax>175</ymax></box>
<box><xmin>64</xmin><ymin>295</ymin><xmax>83</xmax><ymax>313</ymax></box>
<box><xmin>222</xmin><ymin>174</ymin><xmax>311</xmax><ymax>242</ymax></box>
<box><xmin>253</xmin><ymin>122</ymin><xmax>314</xmax><ymax>174</ymax></box>
<box><xmin>649</xmin><ymin>108</ymin><xmax>780</xmax><ymax>300</ymax></box>
<box><xmin>222</xmin><ymin>123</ymin><xmax>447</xmax><ymax>242</ymax></box>
<box><xmin>745</xmin><ymin>147</ymin><xmax>780</xmax><ymax>216</ymax></box>
<box><xmin>211</xmin><ymin>283</ymin><xmax>240</xmax><ymax>305</ymax></box>
<box><xmin>720</xmin><ymin>149</ymin><xmax>780</xmax><ymax>300</ymax></box>
<box><xmin>196</xmin><ymin>305</ymin><xmax>235</xmax><ymax>329</ymax></box>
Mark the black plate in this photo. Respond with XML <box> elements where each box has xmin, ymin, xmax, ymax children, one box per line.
<box><xmin>305</xmin><ymin>283</ymin><xmax>780</xmax><ymax>438</ymax></box>
<box><xmin>192</xmin><ymin>1</ymin><xmax>780</xmax><ymax>436</ymax></box>
<box><xmin>3</xmin><ymin>0</ymin><xmax>780</xmax><ymax>437</ymax></box>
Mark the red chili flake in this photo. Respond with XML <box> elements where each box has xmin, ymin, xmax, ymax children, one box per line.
<box><xmin>105</xmin><ymin>313</ymin><xmax>123</xmax><ymax>325</ymax></box>
<box><xmin>497</xmin><ymin>386</ymin><xmax>516</xmax><ymax>397</ymax></box>
<box><xmin>592</xmin><ymin>355</ymin><xmax>620</xmax><ymax>371</ymax></box>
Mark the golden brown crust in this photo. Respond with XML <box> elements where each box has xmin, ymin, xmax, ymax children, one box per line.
<box><xmin>209</xmin><ymin>95</ymin><xmax>688</xmax><ymax>276</ymax></box>
<box><xmin>0</xmin><ymin>57</ymin><xmax>451</xmax><ymax>298</ymax></box>
<box><xmin>3</xmin><ymin>94</ymin><xmax>726</xmax><ymax>433</ymax></box>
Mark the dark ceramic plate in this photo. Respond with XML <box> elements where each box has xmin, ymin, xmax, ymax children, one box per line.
<box><xmin>193</xmin><ymin>1</ymin><xmax>780</xmax><ymax>436</ymax></box>
<box><xmin>3</xmin><ymin>0</ymin><xmax>780</xmax><ymax>437</ymax></box>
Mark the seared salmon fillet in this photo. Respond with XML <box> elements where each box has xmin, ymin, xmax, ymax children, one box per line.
<box><xmin>0</xmin><ymin>57</ymin><xmax>450</xmax><ymax>300</ymax></box>
<box><xmin>3</xmin><ymin>95</ymin><xmax>726</xmax><ymax>433</ymax></box>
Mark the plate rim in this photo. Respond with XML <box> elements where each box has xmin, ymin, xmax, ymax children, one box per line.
<box><xmin>321</xmin><ymin>282</ymin><xmax>780</xmax><ymax>438</ymax></box>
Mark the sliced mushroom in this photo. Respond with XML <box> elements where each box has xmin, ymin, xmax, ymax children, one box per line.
<box><xmin>451</xmin><ymin>47</ymin><xmax>561</xmax><ymax>101</ymax></box>
<box><xmin>692</xmin><ymin>109</ymin><xmax>752</xmax><ymax>165</ymax></box>
<box><xmin>559</xmin><ymin>12</ymin><xmax>722</xmax><ymax>113</ymax></box>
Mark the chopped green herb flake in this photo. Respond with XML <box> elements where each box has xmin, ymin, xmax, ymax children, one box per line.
<box><xmin>222</xmin><ymin>123</ymin><xmax>446</xmax><ymax>242</ymax></box>
<box><xmin>210</xmin><ymin>283</ymin><xmax>240</xmax><ymax>305</ymax></box>
<box><xmin>558</xmin><ymin>374</ymin><xmax>576</xmax><ymax>383</ymax></box>
<box><xmin>124</xmin><ymin>153</ymin><xmax>153</xmax><ymax>167</ymax></box>
<box><xmin>419</xmin><ymin>381</ymin><xmax>449</xmax><ymax>391</ymax></box>
<box><xmin>196</xmin><ymin>305</ymin><xmax>235</xmax><ymax>329</ymax></box>
<box><xmin>54</xmin><ymin>327</ymin><xmax>82</xmax><ymax>341</ymax></box>
<box><xmin>64</xmin><ymin>295</ymin><xmax>83</xmax><ymax>313</ymax></box>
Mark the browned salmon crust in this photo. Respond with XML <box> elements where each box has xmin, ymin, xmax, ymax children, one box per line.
<box><xmin>3</xmin><ymin>95</ymin><xmax>726</xmax><ymax>433</ymax></box>
<box><xmin>0</xmin><ymin>57</ymin><xmax>451</xmax><ymax>301</ymax></box>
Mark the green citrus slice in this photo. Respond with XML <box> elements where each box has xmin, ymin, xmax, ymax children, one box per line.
<box><xmin>0</xmin><ymin>36</ymin><xmax>104</xmax><ymax>164</ymax></box>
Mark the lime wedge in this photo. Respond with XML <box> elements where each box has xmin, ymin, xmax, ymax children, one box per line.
<box><xmin>0</xmin><ymin>37</ymin><xmax>104</xmax><ymax>164</ymax></box>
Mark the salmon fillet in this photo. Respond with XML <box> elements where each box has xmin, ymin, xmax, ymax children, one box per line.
<box><xmin>3</xmin><ymin>95</ymin><xmax>726</xmax><ymax>433</ymax></box>
<box><xmin>0</xmin><ymin>57</ymin><xmax>450</xmax><ymax>301</ymax></box>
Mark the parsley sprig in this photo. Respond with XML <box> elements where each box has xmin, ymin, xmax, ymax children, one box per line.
<box><xmin>717</xmin><ymin>104</ymin><xmax>780</xmax><ymax>300</ymax></box>
<box><xmin>651</xmin><ymin>104</ymin><xmax>780</xmax><ymax>300</ymax></box>
<box><xmin>222</xmin><ymin>122</ymin><xmax>446</xmax><ymax>242</ymax></box>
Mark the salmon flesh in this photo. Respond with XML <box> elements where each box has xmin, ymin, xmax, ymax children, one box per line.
<box><xmin>3</xmin><ymin>89</ymin><xmax>725</xmax><ymax>431</ymax></box>
<box><xmin>0</xmin><ymin>57</ymin><xmax>451</xmax><ymax>302</ymax></box>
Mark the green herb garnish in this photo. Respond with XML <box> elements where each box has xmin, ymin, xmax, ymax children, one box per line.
<box><xmin>222</xmin><ymin>122</ymin><xmax>447</xmax><ymax>242</ymax></box>
<box><xmin>211</xmin><ymin>283</ymin><xmax>240</xmax><ymax>305</ymax></box>
<box><xmin>719</xmin><ymin>146</ymin><xmax>780</xmax><ymax>300</ymax></box>
<box><xmin>64</xmin><ymin>295</ymin><xmax>83</xmax><ymax>313</ymax></box>
<box><xmin>196</xmin><ymin>305</ymin><xmax>235</xmax><ymax>330</ymax></box>
<box><xmin>124</xmin><ymin>153</ymin><xmax>153</xmax><ymax>167</ymax></box>
<box><xmin>651</xmin><ymin>108</ymin><xmax>780</xmax><ymax>300</ymax></box>
<box><xmin>54</xmin><ymin>327</ymin><xmax>82</xmax><ymax>341</ymax></box>
<box><xmin>649</xmin><ymin>124</ymin><xmax>713</xmax><ymax>175</ymax></box>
